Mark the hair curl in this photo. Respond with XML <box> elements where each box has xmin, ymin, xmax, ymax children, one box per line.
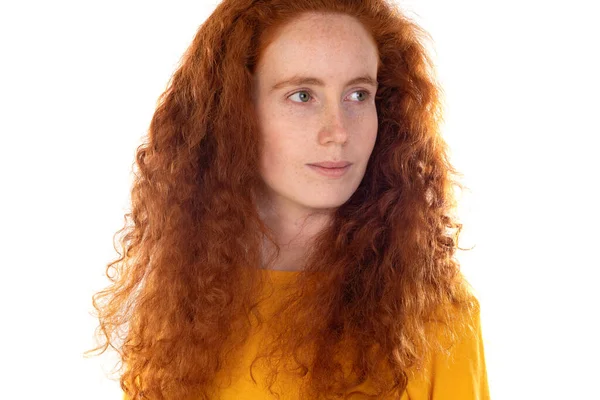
<box><xmin>86</xmin><ymin>0</ymin><xmax>479</xmax><ymax>399</ymax></box>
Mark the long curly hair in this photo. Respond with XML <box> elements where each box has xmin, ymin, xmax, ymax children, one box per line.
<box><xmin>86</xmin><ymin>0</ymin><xmax>479</xmax><ymax>399</ymax></box>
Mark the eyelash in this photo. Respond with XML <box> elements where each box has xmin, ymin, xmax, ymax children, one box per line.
<box><xmin>287</xmin><ymin>89</ymin><xmax>371</xmax><ymax>104</ymax></box>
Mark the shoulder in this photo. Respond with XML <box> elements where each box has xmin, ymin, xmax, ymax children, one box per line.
<box><xmin>406</xmin><ymin>298</ymin><xmax>491</xmax><ymax>399</ymax></box>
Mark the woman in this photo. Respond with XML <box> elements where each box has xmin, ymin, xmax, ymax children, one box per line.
<box><xmin>88</xmin><ymin>0</ymin><xmax>490</xmax><ymax>399</ymax></box>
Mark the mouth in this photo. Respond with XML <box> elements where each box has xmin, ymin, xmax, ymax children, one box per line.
<box><xmin>307</xmin><ymin>161</ymin><xmax>352</xmax><ymax>168</ymax></box>
<box><xmin>306</xmin><ymin>164</ymin><xmax>351</xmax><ymax>178</ymax></box>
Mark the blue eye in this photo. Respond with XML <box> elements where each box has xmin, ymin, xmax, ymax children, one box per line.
<box><xmin>349</xmin><ymin>91</ymin><xmax>370</xmax><ymax>101</ymax></box>
<box><xmin>289</xmin><ymin>91</ymin><xmax>312</xmax><ymax>103</ymax></box>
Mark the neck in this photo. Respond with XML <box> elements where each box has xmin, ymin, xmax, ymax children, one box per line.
<box><xmin>256</xmin><ymin>194</ymin><xmax>332</xmax><ymax>271</ymax></box>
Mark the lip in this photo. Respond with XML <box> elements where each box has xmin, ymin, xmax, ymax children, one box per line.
<box><xmin>308</xmin><ymin>161</ymin><xmax>351</xmax><ymax>168</ymax></box>
<box><xmin>307</xmin><ymin>163</ymin><xmax>352</xmax><ymax>178</ymax></box>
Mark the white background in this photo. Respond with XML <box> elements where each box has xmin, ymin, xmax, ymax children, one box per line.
<box><xmin>1</xmin><ymin>1</ymin><xmax>598</xmax><ymax>399</ymax></box>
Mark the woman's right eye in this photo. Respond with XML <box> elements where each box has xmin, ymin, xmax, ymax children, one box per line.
<box><xmin>288</xmin><ymin>91</ymin><xmax>312</xmax><ymax>103</ymax></box>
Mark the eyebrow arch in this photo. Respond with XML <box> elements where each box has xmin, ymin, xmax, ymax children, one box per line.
<box><xmin>271</xmin><ymin>75</ymin><xmax>378</xmax><ymax>92</ymax></box>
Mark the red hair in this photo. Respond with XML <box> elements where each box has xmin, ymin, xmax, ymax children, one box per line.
<box><xmin>87</xmin><ymin>0</ymin><xmax>479</xmax><ymax>399</ymax></box>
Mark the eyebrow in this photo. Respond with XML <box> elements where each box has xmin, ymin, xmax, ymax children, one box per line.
<box><xmin>271</xmin><ymin>75</ymin><xmax>378</xmax><ymax>92</ymax></box>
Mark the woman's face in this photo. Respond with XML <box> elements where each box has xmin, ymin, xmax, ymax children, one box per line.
<box><xmin>253</xmin><ymin>12</ymin><xmax>379</xmax><ymax>217</ymax></box>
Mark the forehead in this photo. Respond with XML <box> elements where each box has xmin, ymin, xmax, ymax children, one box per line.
<box><xmin>256</xmin><ymin>12</ymin><xmax>379</xmax><ymax>84</ymax></box>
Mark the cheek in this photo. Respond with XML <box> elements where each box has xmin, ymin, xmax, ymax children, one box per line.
<box><xmin>261</xmin><ymin>137</ymin><xmax>284</xmax><ymax>170</ymax></box>
<box><xmin>369</xmin><ymin>113</ymin><xmax>378</xmax><ymax>145</ymax></box>
<box><xmin>259</xmin><ymin>110</ymin><xmax>307</xmax><ymax>168</ymax></box>
<box><xmin>352</xmin><ymin>108</ymin><xmax>378</xmax><ymax>149</ymax></box>
<box><xmin>258</xmin><ymin>110</ymin><xmax>285</xmax><ymax>168</ymax></box>
<box><xmin>260</xmin><ymin>127</ymin><xmax>299</xmax><ymax>172</ymax></box>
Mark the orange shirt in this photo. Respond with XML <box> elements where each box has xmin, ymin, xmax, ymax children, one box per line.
<box><xmin>123</xmin><ymin>269</ymin><xmax>490</xmax><ymax>399</ymax></box>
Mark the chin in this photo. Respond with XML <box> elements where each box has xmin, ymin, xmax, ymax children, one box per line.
<box><xmin>305</xmin><ymin>196</ymin><xmax>351</xmax><ymax>210</ymax></box>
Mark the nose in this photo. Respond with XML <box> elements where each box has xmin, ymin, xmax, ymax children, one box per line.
<box><xmin>319</xmin><ymin>104</ymin><xmax>349</xmax><ymax>146</ymax></box>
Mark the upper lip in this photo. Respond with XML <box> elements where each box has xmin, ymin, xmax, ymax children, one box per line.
<box><xmin>308</xmin><ymin>161</ymin><xmax>352</xmax><ymax>168</ymax></box>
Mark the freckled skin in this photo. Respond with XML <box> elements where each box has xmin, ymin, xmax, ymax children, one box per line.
<box><xmin>252</xmin><ymin>12</ymin><xmax>379</xmax><ymax>270</ymax></box>
<box><xmin>254</xmin><ymin>12</ymin><xmax>378</xmax><ymax>212</ymax></box>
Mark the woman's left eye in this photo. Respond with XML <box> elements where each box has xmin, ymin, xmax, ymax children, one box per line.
<box><xmin>348</xmin><ymin>90</ymin><xmax>370</xmax><ymax>102</ymax></box>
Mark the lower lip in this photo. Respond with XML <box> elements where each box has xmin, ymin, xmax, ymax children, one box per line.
<box><xmin>307</xmin><ymin>164</ymin><xmax>351</xmax><ymax>178</ymax></box>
